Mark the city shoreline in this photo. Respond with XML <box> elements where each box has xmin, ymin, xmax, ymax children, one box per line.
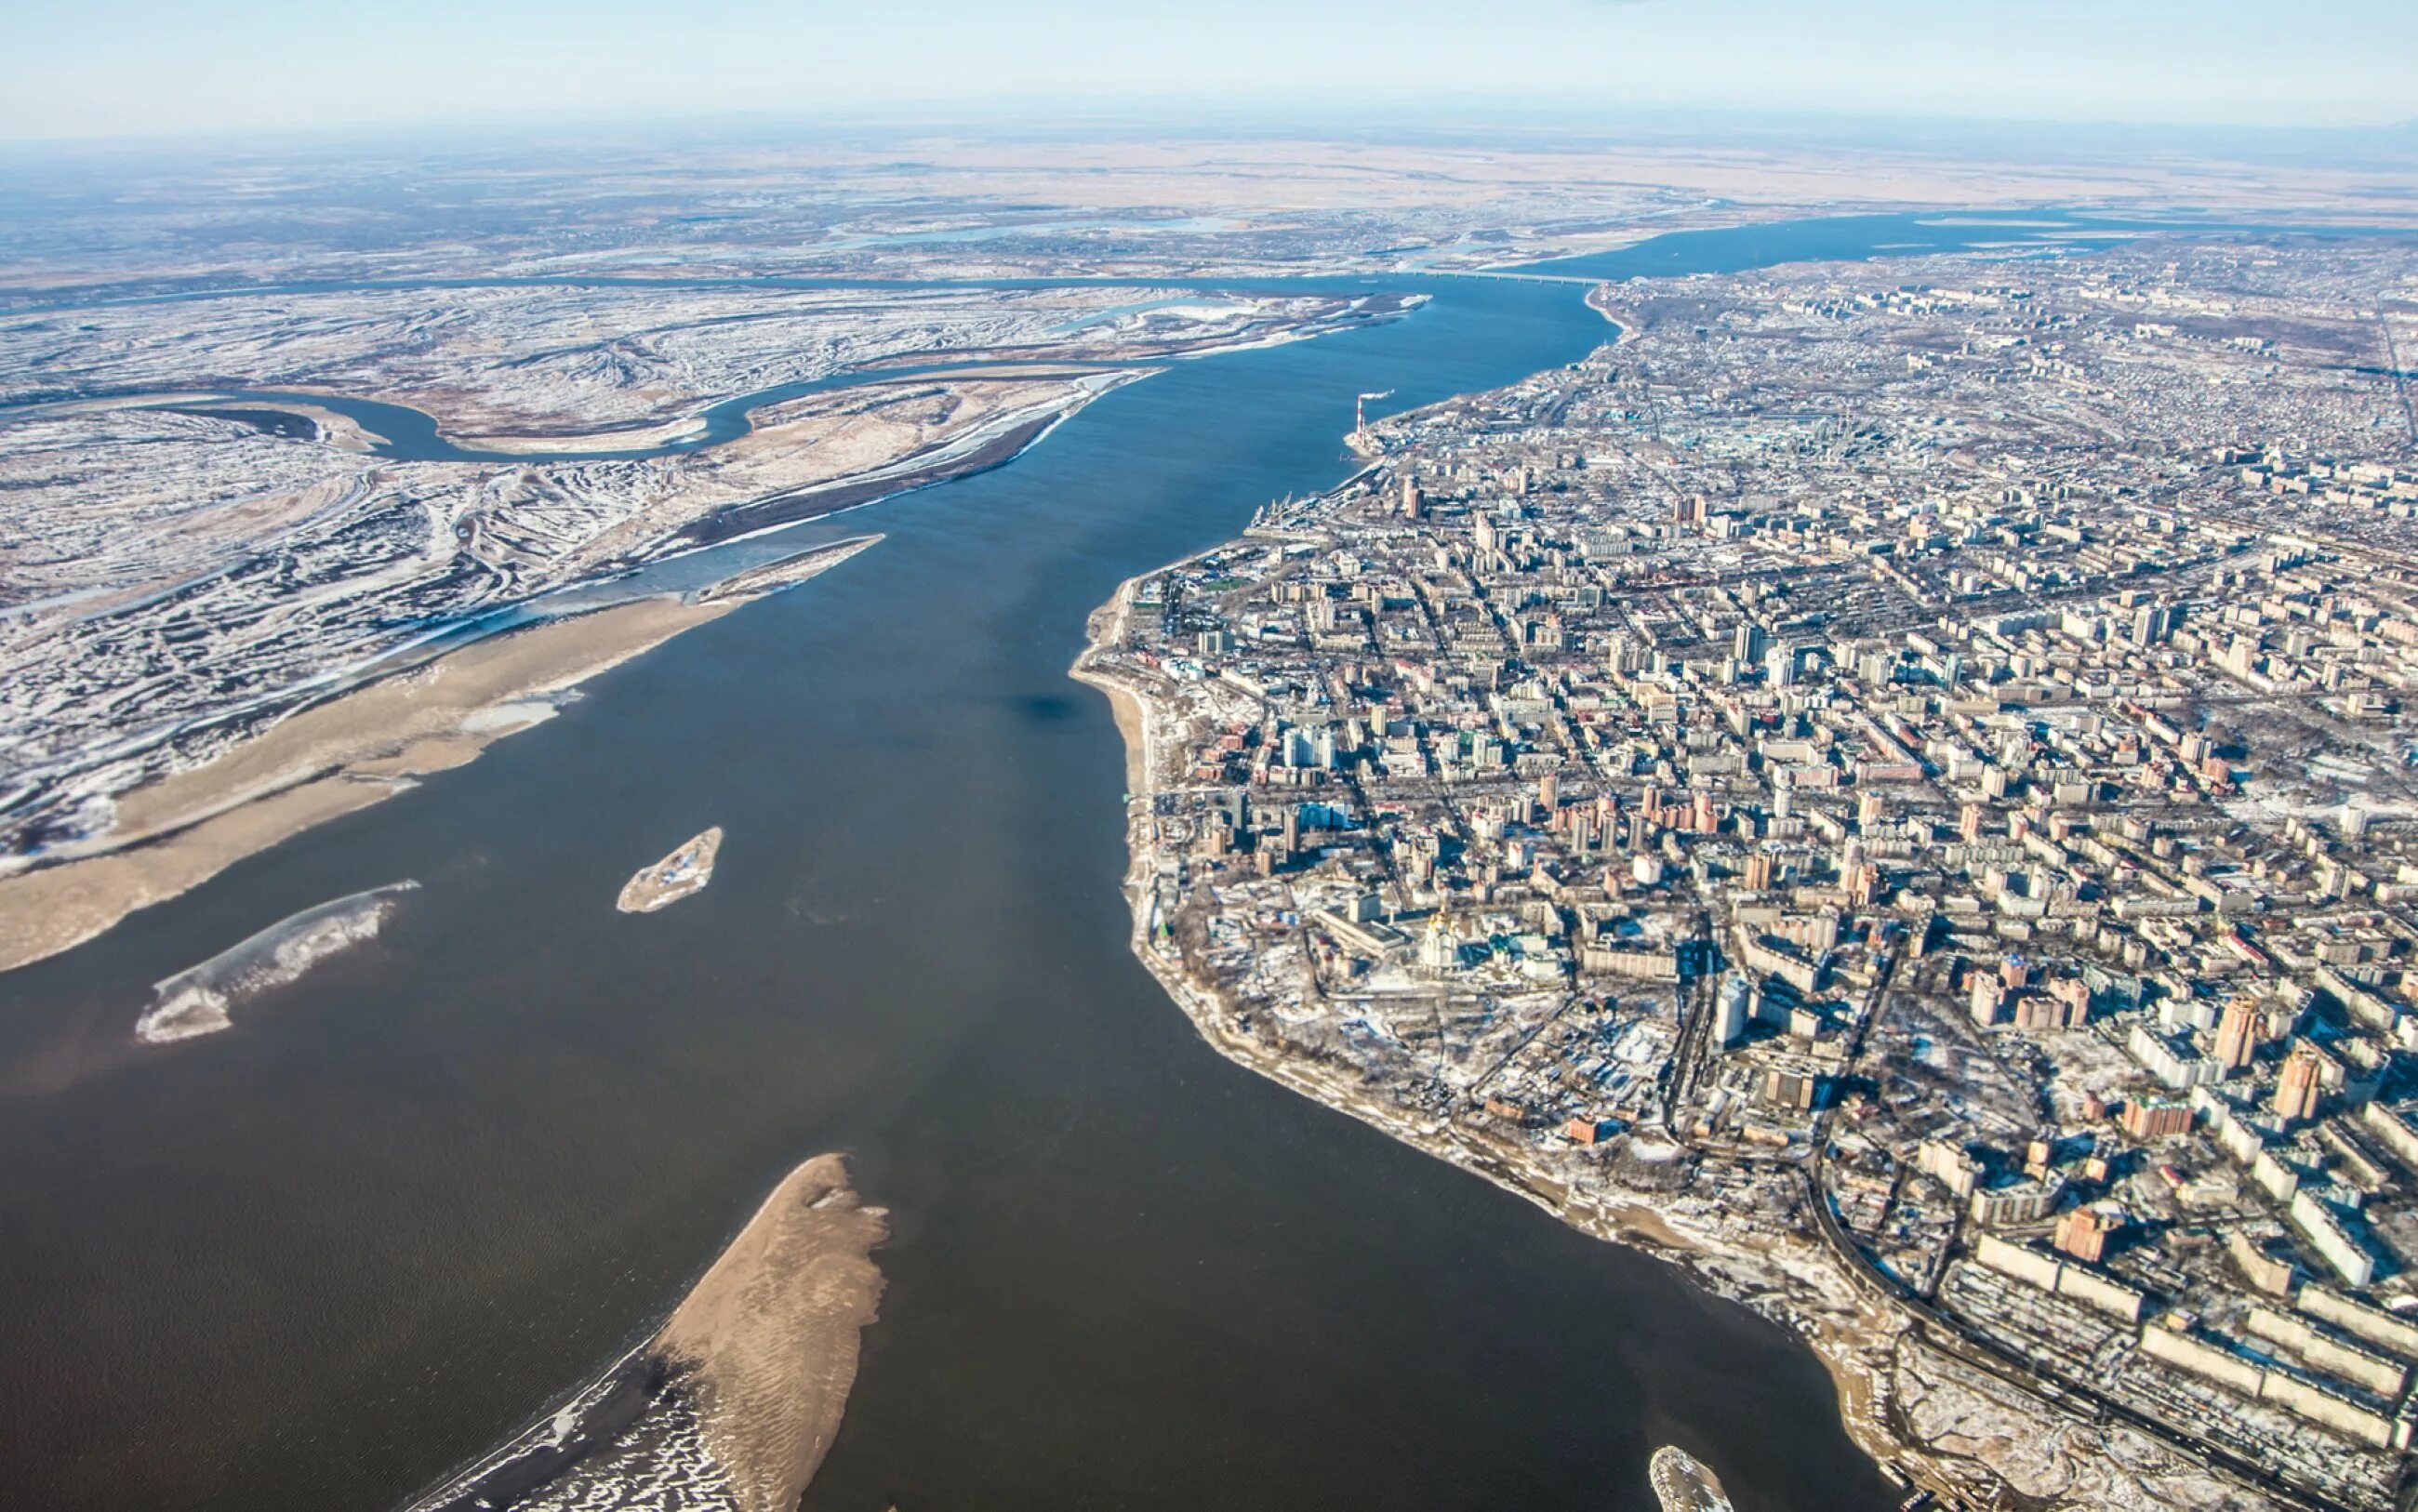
<box><xmin>1070</xmin><ymin>541</ymin><xmax>2278</xmax><ymax>1512</ymax></box>
<box><xmin>1072</xmin><ymin>614</ymin><xmax>1919</xmax><ymax>1479</ymax></box>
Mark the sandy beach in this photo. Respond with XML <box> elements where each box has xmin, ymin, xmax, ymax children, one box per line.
<box><xmin>1073</xmin><ymin>665</ymin><xmax>1149</xmax><ymax>791</ymax></box>
<box><xmin>657</xmin><ymin>1154</ymin><xmax>887</xmax><ymax>1512</ymax></box>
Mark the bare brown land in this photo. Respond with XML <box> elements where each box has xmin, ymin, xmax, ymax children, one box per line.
<box><xmin>657</xmin><ymin>1153</ymin><xmax>887</xmax><ymax>1512</ymax></box>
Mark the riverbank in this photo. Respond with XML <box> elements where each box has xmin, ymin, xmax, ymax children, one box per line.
<box><xmin>0</xmin><ymin>536</ymin><xmax>879</xmax><ymax>975</ymax></box>
<box><xmin>0</xmin><ymin>278</ymin><xmax>1444</xmax><ymax>891</ymax></box>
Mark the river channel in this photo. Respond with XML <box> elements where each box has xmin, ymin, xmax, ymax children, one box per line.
<box><xmin>0</xmin><ymin>213</ymin><xmax>2141</xmax><ymax>1511</ymax></box>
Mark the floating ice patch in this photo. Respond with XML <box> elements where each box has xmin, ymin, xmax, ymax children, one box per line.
<box><xmin>459</xmin><ymin>698</ymin><xmax>563</xmax><ymax>735</ymax></box>
<box><xmin>136</xmin><ymin>882</ymin><xmax>418</xmax><ymax>1044</ymax></box>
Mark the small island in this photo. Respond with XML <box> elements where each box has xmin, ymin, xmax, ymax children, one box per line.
<box><xmin>618</xmin><ymin>828</ymin><xmax>724</xmax><ymax>913</ymax></box>
<box><xmin>1649</xmin><ymin>1446</ymin><xmax>1734</xmax><ymax>1512</ymax></box>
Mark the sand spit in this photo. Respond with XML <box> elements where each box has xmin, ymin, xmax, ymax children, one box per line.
<box><xmin>137</xmin><ymin>882</ymin><xmax>418</xmax><ymax>1043</ymax></box>
<box><xmin>657</xmin><ymin>1156</ymin><xmax>887</xmax><ymax>1512</ymax></box>
<box><xmin>449</xmin><ymin>413</ymin><xmax>711</xmax><ymax>454</ymax></box>
<box><xmin>406</xmin><ymin>1155</ymin><xmax>886</xmax><ymax>1512</ymax></box>
<box><xmin>618</xmin><ymin>828</ymin><xmax>723</xmax><ymax>913</ymax></box>
<box><xmin>0</xmin><ymin>536</ymin><xmax>879</xmax><ymax>977</ymax></box>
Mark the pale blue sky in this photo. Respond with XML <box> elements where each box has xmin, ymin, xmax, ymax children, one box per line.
<box><xmin>6</xmin><ymin>0</ymin><xmax>2413</xmax><ymax>142</ymax></box>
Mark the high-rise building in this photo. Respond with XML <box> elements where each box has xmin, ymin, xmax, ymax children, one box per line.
<box><xmin>1847</xmin><ymin>863</ymin><xmax>1879</xmax><ymax>909</ymax></box>
<box><xmin>2047</xmin><ymin>977</ymin><xmax>2091</xmax><ymax>1028</ymax></box>
<box><xmin>2054</xmin><ymin>1205</ymin><xmax>2122</xmax><ymax>1264</ymax></box>
<box><xmin>1733</xmin><ymin>622</ymin><xmax>1766</xmax><ymax>665</ymax></box>
<box><xmin>2121</xmin><ymin>1099</ymin><xmax>2194</xmax><ymax>1139</ymax></box>
<box><xmin>1918</xmin><ymin>1138</ymin><xmax>1982</xmax><ymax>1198</ymax></box>
<box><xmin>1971</xmin><ymin>974</ymin><xmax>2005</xmax><ymax>1027</ymax></box>
<box><xmin>1713</xmin><ymin>974</ymin><xmax>1753</xmax><ymax>1049</ymax></box>
<box><xmin>2275</xmin><ymin>1042</ymin><xmax>2325</xmax><ymax>1122</ymax></box>
<box><xmin>2214</xmin><ymin>997</ymin><xmax>2263</xmax><ymax>1074</ymax></box>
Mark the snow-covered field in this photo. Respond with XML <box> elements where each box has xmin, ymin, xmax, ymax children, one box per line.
<box><xmin>0</xmin><ymin>284</ymin><xmax>1396</xmax><ymax>867</ymax></box>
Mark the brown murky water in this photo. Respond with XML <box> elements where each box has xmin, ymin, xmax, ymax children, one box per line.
<box><xmin>0</xmin><ymin>259</ymin><xmax>1907</xmax><ymax>1512</ymax></box>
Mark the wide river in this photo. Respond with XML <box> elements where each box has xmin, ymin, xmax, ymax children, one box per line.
<box><xmin>0</xmin><ymin>213</ymin><xmax>2144</xmax><ymax>1512</ymax></box>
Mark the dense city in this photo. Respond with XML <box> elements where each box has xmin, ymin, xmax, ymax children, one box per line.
<box><xmin>1079</xmin><ymin>233</ymin><xmax>2418</xmax><ymax>1511</ymax></box>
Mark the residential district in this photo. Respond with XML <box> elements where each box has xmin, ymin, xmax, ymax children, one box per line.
<box><xmin>1078</xmin><ymin>234</ymin><xmax>2418</xmax><ymax>1512</ymax></box>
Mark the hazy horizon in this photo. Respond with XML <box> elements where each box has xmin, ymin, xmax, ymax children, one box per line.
<box><xmin>8</xmin><ymin>0</ymin><xmax>2416</xmax><ymax>145</ymax></box>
